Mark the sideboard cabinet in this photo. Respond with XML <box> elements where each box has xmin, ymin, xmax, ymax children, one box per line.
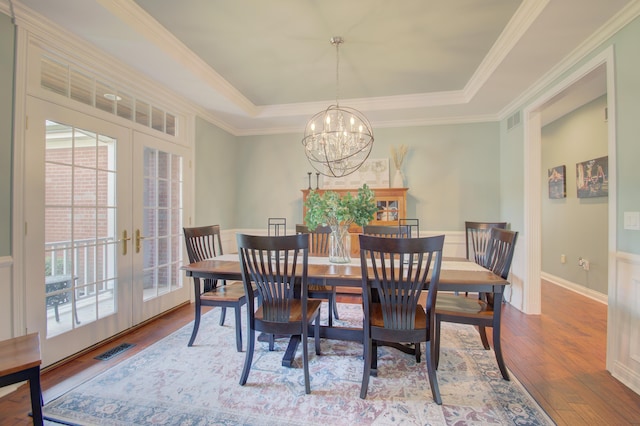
<box><xmin>301</xmin><ymin>187</ymin><xmax>408</xmax><ymax>256</ymax></box>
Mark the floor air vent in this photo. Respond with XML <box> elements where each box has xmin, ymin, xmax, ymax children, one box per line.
<box><xmin>94</xmin><ymin>343</ymin><xmax>135</xmax><ymax>361</ymax></box>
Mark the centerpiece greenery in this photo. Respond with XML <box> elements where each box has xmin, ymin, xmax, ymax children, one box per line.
<box><xmin>304</xmin><ymin>184</ymin><xmax>378</xmax><ymax>263</ymax></box>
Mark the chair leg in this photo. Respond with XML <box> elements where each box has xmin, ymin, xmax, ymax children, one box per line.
<box><xmin>302</xmin><ymin>329</ymin><xmax>311</xmax><ymax>394</ymax></box>
<box><xmin>478</xmin><ymin>325</ymin><xmax>491</xmax><ymax>350</ymax></box>
<box><xmin>234</xmin><ymin>306</ymin><xmax>243</xmax><ymax>352</ymax></box>
<box><xmin>314</xmin><ymin>314</ymin><xmax>321</xmax><ymax>355</ymax></box>
<box><xmin>219</xmin><ymin>307</ymin><xmax>227</xmax><ymax>326</ymax></box>
<box><xmin>415</xmin><ymin>342</ymin><xmax>421</xmax><ymax>363</ymax></box>
<box><xmin>425</xmin><ymin>340</ymin><xmax>442</xmax><ymax>405</ymax></box>
<box><xmin>371</xmin><ymin>341</ymin><xmax>378</xmax><ymax>374</ymax></box>
<box><xmin>360</xmin><ymin>336</ymin><xmax>372</xmax><ymax>399</ymax></box>
<box><xmin>434</xmin><ymin>317</ymin><xmax>441</xmax><ymax>369</ymax></box>
<box><xmin>269</xmin><ymin>333</ymin><xmax>275</xmax><ymax>351</ymax></box>
<box><xmin>492</xmin><ymin>324</ymin><xmax>510</xmax><ymax>380</ymax></box>
<box><xmin>188</xmin><ymin>297</ymin><xmax>202</xmax><ymax>347</ymax></box>
<box><xmin>239</xmin><ymin>328</ymin><xmax>255</xmax><ymax>386</ymax></box>
<box><xmin>327</xmin><ymin>296</ymin><xmax>333</xmax><ymax>327</ymax></box>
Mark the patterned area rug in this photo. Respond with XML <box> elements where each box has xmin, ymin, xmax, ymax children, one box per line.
<box><xmin>43</xmin><ymin>303</ymin><xmax>553</xmax><ymax>425</ymax></box>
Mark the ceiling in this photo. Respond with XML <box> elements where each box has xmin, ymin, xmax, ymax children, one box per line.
<box><xmin>15</xmin><ymin>0</ymin><xmax>633</xmax><ymax>135</ymax></box>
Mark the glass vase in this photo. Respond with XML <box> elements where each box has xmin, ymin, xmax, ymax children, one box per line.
<box><xmin>329</xmin><ymin>225</ymin><xmax>351</xmax><ymax>263</ymax></box>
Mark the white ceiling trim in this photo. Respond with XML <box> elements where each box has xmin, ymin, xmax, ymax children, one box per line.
<box><xmin>258</xmin><ymin>89</ymin><xmax>469</xmax><ymax>119</ymax></box>
<box><xmin>96</xmin><ymin>0</ymin><xmax>258</xmax><ymax>116</ymax></box>
<box><xmin>463</xmin><ymin>0</ymin><xmax>550</xmax><ymax>100</ymax></box>
<box><xmin>93</xmin><ymin>0</ymin><xmax>542</xmax><ymax>123</ymax></box>
<box><xmin>498</xmin><ymin>0</ymin><xmax>640</xmax><ymax>121</ymax></box>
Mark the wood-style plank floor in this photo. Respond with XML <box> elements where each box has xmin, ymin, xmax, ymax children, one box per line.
<box><xmin>2</xmin><ymin>280</ymin><xmax>640</xmax><ymax>425</ymax></box>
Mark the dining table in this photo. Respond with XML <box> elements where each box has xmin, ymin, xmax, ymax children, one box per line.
<box><xmin>182</xmin><ymin>253</ymin><xmax>510</xmax><ymax>378</ymax></box>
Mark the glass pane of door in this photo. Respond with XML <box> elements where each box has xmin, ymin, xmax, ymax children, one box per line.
<box><xmin>141</xmin><ymin>147</ymin><xmax>184</xmax><ymax>300</ymax></box>
<box><xmin>44</xmin><ymin>121</ymin><xmax>118</xmax><ymax>337</ymax></box>
<box><xmin>132</xmin><ymin>131</ymin><xmax>189</xmax><ymax>324</ymax></box>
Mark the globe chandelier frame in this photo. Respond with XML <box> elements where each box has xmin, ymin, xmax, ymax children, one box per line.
<box><xmin>302</xmin><ymin>37</ymin><xmax>374</xmax><ymax>178</ymax></box>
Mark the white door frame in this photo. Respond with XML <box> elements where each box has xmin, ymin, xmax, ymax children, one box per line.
<box><xmin>522</xmin><ymin>47</ymin><xmax>616</xmax><ymax>358</ymax></box>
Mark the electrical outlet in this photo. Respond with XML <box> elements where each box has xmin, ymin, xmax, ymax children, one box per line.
<box><xmin>578</xmin><ymin>257</ymin><xmax>590</xmax><ymax>271</ymax></box>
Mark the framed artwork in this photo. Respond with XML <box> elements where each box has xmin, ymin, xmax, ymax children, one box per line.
<box><xmin>548</xmin><ymin>165</ymin><xmax>566</xmax><ymax>199</ymax></box>
<box><xmin>576</xmin><ymin>156</ymin><xmax>608</xmax><ymax>198</ymax></box>
<box><xmin>321</xmin><ymin>158</ymin><xmax>389</xmax><ymax>189</ymax></box>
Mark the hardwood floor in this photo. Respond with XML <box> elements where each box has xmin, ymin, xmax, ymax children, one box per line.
<box><xmin>2</xmin><ymin>281</ymin><xmax>640</xmax><ymax>425</ymax></box>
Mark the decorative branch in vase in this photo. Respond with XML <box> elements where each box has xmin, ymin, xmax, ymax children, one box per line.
<box><xmin>304</xmin><ymin>184</ymin><xmax>378</xmax><ymax>263</ymax></box>
<box><xmin>391</xmin><ymin>144</ymin><xmax>408</xmax><ymax>187</ymax></box>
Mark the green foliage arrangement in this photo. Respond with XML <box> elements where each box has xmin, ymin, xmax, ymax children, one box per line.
<box><xmin>304</xmin><ymin>184</ymin><xmax>378</xmax><ymax>231</ymax></box>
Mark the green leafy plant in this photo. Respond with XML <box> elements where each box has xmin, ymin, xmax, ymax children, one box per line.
<box><xmin>304</xmin><ymin>184</ymin><xmax>378</xmax><ymax>230</ymax></box>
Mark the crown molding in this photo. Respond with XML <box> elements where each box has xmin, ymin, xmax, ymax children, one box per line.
<box><xmin>96</xmin><ymin>0</ymin><xmax>257</xmax><ymax>116</ymax></box>
<box><xmin>0</xmin><ymin>1</ymin><xmax>10</xmax><ymax>17</ymax></box>
<box><xmin>498</xmin><ymin>0</ymin><xmax>640</xmax><ymax>121</ymax></box>
<box><xmin>464</xmin><ymin>0</ymin><xmax>550</xmax><ymax>100</ymax></box>
<box><xmin>231</xmin><ymin>112</ymin><xmax>500</xmax><ymax>137</ymax></box>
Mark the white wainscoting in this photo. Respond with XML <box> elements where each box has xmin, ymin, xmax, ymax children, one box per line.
<box><xmin>0</xmin><ymin>256</ymin><xmax>20</xmax><ymax>398</ymax></box>
<box><xmin>610</xmin><ymin>251</ymin><xmax>640</xmax><ymax>395</ymax></box>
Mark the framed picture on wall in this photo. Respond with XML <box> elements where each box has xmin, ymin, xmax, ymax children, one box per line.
<box><xmin>576</xmin><ymin>156</ymin><xmax>608</xmax><ymax>198</ymax></box>
<box><xmin>548</xmin><ymin>165</ymin><xmax>566</xmax><ymax>199</ymax></box>
<box><xmin>321</xmin><ymin>158</ymin><xmax>389</xmax><ymax>189</ymax></box>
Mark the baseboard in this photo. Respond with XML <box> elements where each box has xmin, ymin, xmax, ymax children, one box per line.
<box><xmin>541</xmin><ymin>272</ymin><xmax>607</xmax><ymax>304</ymax></box>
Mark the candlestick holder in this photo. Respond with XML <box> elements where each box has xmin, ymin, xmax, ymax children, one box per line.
<box><xmin>307</xmin><ymin>172</ymin><xmax>312</xmax><ymax>189</ymax></box>
<box><xmin>315</xmin><ymin>172</ymin><xmax>320</xmax><ymax>190</ymax></box>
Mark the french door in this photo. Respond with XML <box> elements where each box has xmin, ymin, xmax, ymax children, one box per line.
<box><xmin>24</xmin><ymin>97</ymin><xmax>189</xmax><ymax>366</ymax></box>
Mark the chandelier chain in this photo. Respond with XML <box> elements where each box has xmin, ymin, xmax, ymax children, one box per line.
<box><xmin>335</xmin><ymin>39</ymin><xmax>340</xmax><ymax>107</ymax></box>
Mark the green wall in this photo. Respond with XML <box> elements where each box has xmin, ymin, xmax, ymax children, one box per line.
<box><xmin>541</xmin><ymin>95</ymin><xmax>608</xmax><ymax>294</ymax></box>
<box><xmin>194</xmin><ymin>117</ymin><xmax>239</xmax><ymax>229</ymax></box>
<box><xmin>0</xmin><ymin>13</ymin><xmax>15</xmax><ymax>256</ymax></box>
<box><xmin>613</xmin><ymin>15</ymin><xmax>640</xmax><ymax>254</ymax></box>
<box><xmin>226</xmin><ymin>122</ymin><xmax>502</xmax><ymax>230</ymax></box>
<box><xmin>500</xmin><ymin>15</ymin><xmax>640</xmax><ymax>257</ymax></box>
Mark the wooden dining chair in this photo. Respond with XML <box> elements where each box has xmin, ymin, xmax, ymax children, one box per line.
<box><xmin>362</xmin><ymin>224</ymin><xmax>409</xmax><ymax>238</ymax></box>
<box><xmin>268</xmin><ymin>217</ymin><xmax>287</xmax><ymax>236</ymax></box>
<box><xmin>183</xmin><ymin>225</ymin><xmax>248</xmax><ymax>351</ymax></box>
<box><xmin>465</xmin><ymin>221</ymin><xmax>507</xmax><ymax>265</ymax></box>
<box><xmin>296</xmin><ymin>224</ymin><xmax>340</xmax><ymax>326</ymax></box>
<box><xmin>237</xmin><ymin>233</ymin><xmax>321</xmax><ymax>394</ymax></box>
<box><xmin>461</xmin><ymin>221</ymin><xmax>507</xmax><ymax>296</ymax></box>
<box><xmin>435</xmin><ymin>227</ymin><xmax>518</xmax><ymax>380</ymax></box>
<box><xmin>358</xmin><ymin>234</ymin><xmax>445</xmax><ymax>404</ymax></box>
<box><xmin>399</xmin><ymin>218</ymin><xmax>420</xmax><ymax>238</ymax></box>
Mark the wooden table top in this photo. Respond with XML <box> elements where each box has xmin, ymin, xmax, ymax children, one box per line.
<box><xmin>182</xmin><ymin>255</ymin><xmax>508</xmax><ymax>290</ymax></box>
<box><xmin>0</xmin><ymin>333</ymin><xmax>41</xmax><ymax>376</ymax></box>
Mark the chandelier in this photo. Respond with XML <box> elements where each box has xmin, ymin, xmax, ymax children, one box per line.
<box><xmin>302</xmin><ymin>37</ymin><xmax>374</xmax><ymax>178</ymax></box>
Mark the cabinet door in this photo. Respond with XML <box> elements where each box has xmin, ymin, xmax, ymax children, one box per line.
<box><xmin>374</xmin><ymin>196</ymin><xmax>402</xmax><ymax>224</ymax></box>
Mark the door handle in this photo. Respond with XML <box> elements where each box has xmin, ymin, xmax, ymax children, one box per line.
<box><xmin>121</xmin><ymin>230</ymin><xmax>131</xmax><ymax>255</ymax></box>
<box><xmin>135</xmin><ymin>229</ymin><xmax>148</xmax><ymax>254</ymax></box>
